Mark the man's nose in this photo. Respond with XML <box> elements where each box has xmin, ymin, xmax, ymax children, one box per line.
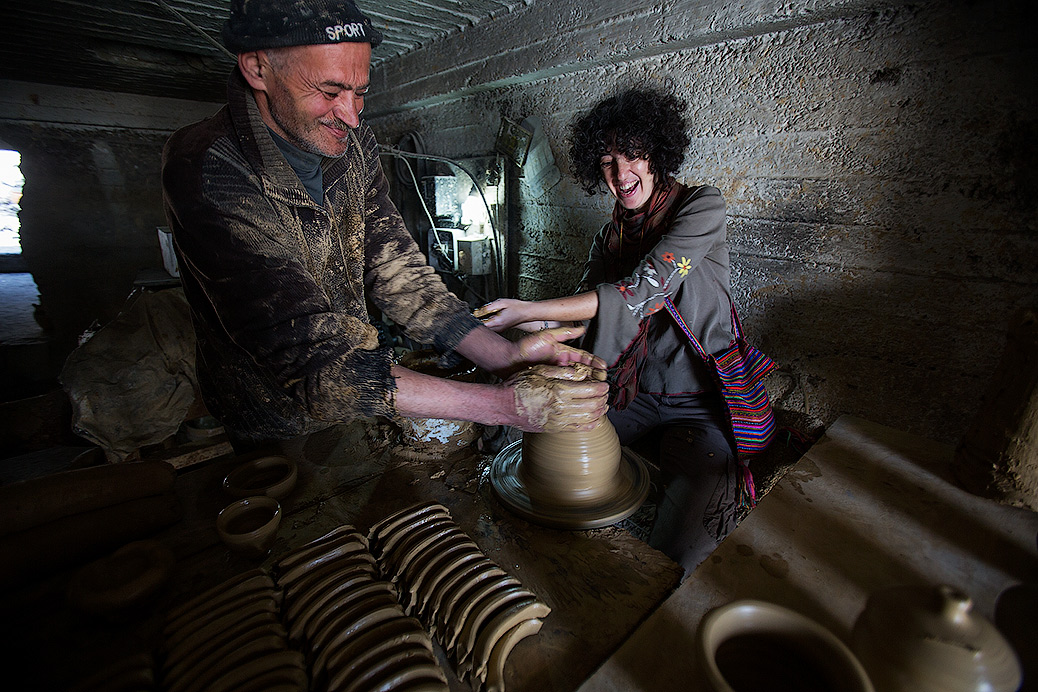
<box><xmin>333</xmin><ymin>98</ymin><xmax>361</xmax><ymax>128</ymax></box>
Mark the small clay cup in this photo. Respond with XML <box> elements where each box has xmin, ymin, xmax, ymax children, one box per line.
<box><xmin>223</xmin><ymin>454</ymin><xmax>298</xmax><ymax>500</ymax></box>
<box><xmin>697</xmin><ymin>600</ymin><xmax>874</xmax><ymax>692</ymax></box>
<box><xmin>216</xmin><ymin>496</ymin><xmax>282</xmax><ymax>557</ymax></box>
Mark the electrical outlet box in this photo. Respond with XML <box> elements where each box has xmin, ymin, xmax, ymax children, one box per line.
<box><xmin>428</xmin><ymin>228</ymin><xmax>460</xmax><ymax>272</ymax></box>
<box><xmin>458</xmin><ymin>235</ymin><xmax>492</xmax><ymax>276</ymax></box>
<box><xmin>421</xmin><ymin>176</ymin><xmax>459</xmax><ymax>221</ymax></box>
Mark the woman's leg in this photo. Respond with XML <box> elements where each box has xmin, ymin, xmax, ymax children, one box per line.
<box><xmin>648</xmin><ymin>395</ymin><xmax>738</xmax><ymax>580</ymax></box>
<box><xmin>606</xmin><ymin>393</ymin><xmax>662</xmax><ymax>446</ymax></box>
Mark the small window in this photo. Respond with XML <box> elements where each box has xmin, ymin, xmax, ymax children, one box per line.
<box><xmin>0</xmin><ymin>150</ymin><xmax>23</xmax><ymax>255</ymax></box>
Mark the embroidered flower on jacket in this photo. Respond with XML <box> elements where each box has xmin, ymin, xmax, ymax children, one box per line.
<box><xmin>617</xmin><ymin>281</ymin><xmax>634</xmax><ymax>298</ymax></box>
<box><xmin>643</xmin><ymin>262</ymin><xmax>660</xmax><ymax>287</ymax></box>
<box><xmin>661</xmin><ymin>251</ymin><xmax>675</xmax><ymax>264</ymax></box>
<box><xmin>677</xmin><ymin>257</ymin><xmax>693</xmax><ymax>276</ymax></box>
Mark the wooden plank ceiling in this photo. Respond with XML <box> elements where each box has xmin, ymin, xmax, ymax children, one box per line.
<box><xmin>1</xmin><ymin>0</ymin><xmax>523</xmax><ymax>102</ymax></box>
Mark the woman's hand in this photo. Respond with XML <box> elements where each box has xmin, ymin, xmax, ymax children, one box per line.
<box><xmin>474</xmin><ymin>299</ymin><xmax>539</xmax><ymax>332</ymax></box>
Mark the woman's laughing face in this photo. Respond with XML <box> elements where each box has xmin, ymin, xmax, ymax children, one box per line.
<box><xmin>600</xmin><ymin>147</ymin><xmax>655</xmax><ymax>211</ymax></box>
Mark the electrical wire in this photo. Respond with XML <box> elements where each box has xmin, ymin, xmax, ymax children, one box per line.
<box><xmin>392</xmin><ymin>132</ymin><xmax>427</xmax><ymax>189</ymax></box>
<box><xmin>397</xmin><ymin>152</ymin><xmax>438</xmax><ymax>235</ymax></box>
<box><xmin>392</xmin><ymin>150</ymin><xmax>490</xmax><ymax>304</ymax></box>
<box><xmin>378</xmin><ymin>145</ymin><xmax>503</xmax><ymax>298</ymax></box>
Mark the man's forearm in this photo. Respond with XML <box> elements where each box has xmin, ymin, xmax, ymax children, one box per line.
<box><xmin>392</xmin><ymin>364</ymin><xmax>518</xmax><ymax>425</ymax></box>
<box><xmin>452</xmin><ymin>324</ymin><xmax>521</xmax><ymax>374</ymax></box>
<box><xmin>392</xmin><ymin>362</ymin><xmax>608</xmax><ymax>433</ymax></box>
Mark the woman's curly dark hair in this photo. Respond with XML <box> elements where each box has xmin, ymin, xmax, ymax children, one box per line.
<box><xmin>568</xmin><ymin>86</ymin><xmax>691</xmax><ymax>196</ymax></box>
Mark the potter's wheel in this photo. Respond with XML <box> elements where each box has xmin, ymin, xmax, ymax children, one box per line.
<box><xmin>489</xmin><ymin>440</ymin><xmax>651</xmax><ymax>530</ymax></box>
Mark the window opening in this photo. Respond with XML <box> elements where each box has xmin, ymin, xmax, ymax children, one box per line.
<box><xmin>0</xmin><ymin>149</ymin><xmax>41</xmax><ymax>349</ymax></box>
<box><xmin>0</xmin><ymin>150</ymin><xmax>23</xmax><ymax>255</ymax></box>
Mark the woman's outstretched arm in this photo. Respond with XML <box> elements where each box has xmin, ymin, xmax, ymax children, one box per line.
<box><xmin>473</xmin><ymin>292</ymin><xmax>599</xmax><ymax>332</ymax></box>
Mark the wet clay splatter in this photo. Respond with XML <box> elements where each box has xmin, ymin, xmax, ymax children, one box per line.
<box><xmin>784</xmin><ymin>457</ymin><xmax>823</xmax><ymax>496</ymax></box>
<box><xmin>510</xmin><ymin>363</ymin><xmax>604</xmax><ymax>432</ymax></box>
<box><xmin>759</xmin><ymin>554</ymin><xmax>790</xmax><ymax>578</ymax></box>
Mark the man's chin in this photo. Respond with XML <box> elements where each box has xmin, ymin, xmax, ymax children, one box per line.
<box><xmin>318</xmin><ymin>141</ymin><xmax>350</xmax><ymax>158</ymax></box>
<box><xmin>293</xmin><ymin>134</ymin><xmax>347</xmax><ymax>158</ymax></box>
<box><xmin>315</xmin><ymin>128</ymin><xmax>351</xmax><ymax>156</ymax></box>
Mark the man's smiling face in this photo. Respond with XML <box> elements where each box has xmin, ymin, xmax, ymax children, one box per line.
<box><xmin>251</xmin><ymin>41</ymin><xmax>372</xmax><ymax>158</ymax></box>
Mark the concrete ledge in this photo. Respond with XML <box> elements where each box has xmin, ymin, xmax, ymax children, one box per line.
<box><xmin>0</xmin><ymin>79</ymin><xmax>221</xmax><ymax>132</ymax></box>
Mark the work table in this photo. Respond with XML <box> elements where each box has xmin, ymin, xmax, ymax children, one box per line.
<box><xmin>579</xmin><ymin>415</ymin><xmax>1038</xmax><ymax>691</ymax></box>
<box><xmin>4</xmin><ymin>415</ymin><xmax>1035</xmax><ymax>691</ymax></box>
<box><xmin>2</xmin><ymin>419</ymin><xmax>681</xmax><ymax>691</ymax></box>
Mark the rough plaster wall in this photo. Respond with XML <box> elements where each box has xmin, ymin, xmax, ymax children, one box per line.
<box><xmin>366</xmin><ymin>0</ymin><xmax>1037</xmax><ymax>443</ymax></box>
<box><xmin>0</xmin><ymin>82</ymin><xmax>222</xmax><ymax>361</ymax></box>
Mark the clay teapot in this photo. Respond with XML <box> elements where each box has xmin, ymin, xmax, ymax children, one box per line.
<box><xmin>851</xmin><ymin>584</ymin><xmax>1022</xmax><ymax>692</ymax></box>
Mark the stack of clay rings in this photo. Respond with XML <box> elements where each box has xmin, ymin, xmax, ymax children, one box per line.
<box><xmin>369</xmin><ymin>502</ymin><xmax>551</xmax><ymax>692</ymax></box>
<box><xmin>274</xmin><ymin>525</ymin><xmax>449</xmax><ymax>692</ymax></box>
<box><xmin>159</xmin><ymin>569</ymin><xmax>304</xmax><ymax>692</ymax></box>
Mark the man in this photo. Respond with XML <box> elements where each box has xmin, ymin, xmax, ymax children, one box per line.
<box><xmin>161</xmin><ymin>0</ymin><xmax>607</xmax><ymax>449</ymax></box>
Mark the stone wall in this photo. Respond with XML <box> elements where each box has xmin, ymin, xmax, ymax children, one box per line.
<box><xmin>364</xmin><ymin>0</ymin><xmax>1038</xmax><ymax>443</ymax></box>
<box><xmin>0</xmin><ymin>0</ymin><xmax>1033</xmax><ymax>443</ymax></box>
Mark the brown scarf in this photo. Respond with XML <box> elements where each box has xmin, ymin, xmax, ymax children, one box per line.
<box><xmin>604</xmin><ymin>178</ymin><xmax>691</xmax><ymax>282</ymax></box>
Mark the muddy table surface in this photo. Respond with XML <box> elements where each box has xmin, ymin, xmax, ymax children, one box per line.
<box><xmin>1</xmin><ymin>420</ymin><xmax>681</xmax><ymax>691</ymax></box>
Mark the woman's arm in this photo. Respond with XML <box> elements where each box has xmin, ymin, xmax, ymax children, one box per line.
<box><xmin>473</xmin><ymin>292</ymin><xmax>599</xmax><ymax>332</ymax></box>
<box><xmin>597</xmin><ymin>187</ymin><xmax>727</xmax><ymax>323</ymax></box>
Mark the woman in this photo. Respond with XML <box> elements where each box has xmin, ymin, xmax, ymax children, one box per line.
<box><xmin>476</xmin><ymin>86</ymin><xmax>742</xmax><ymax>577</ymax></box>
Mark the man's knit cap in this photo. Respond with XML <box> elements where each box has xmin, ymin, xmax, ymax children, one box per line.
<box><xmin>222</xmin><ymin>0</ymin><xmax>383</xmax><ymax>53</ymax></box>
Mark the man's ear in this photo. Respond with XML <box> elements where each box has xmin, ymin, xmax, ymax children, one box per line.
<box><xmin>238</xmin><ymin>52</ymin><xmax>268</xmax><ymax>92</ymax></box>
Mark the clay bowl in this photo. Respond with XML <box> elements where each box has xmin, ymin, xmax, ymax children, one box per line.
<box><xmin>397</xmin><ymin>349</ymin><xmax>480</xmax><ymax>382</ymax></box>
<box><xmin>216</xmin><ymin>497</ymin><xmax>282</xmax><ymax>557</ymax></box>
<box><xmin>223</xmin><ymin>455</ymin><xmax>298</xmax><ymax>500</ymax></box>
<box><xmin>183</xmin><ymin>415</ymin><xmax>225</xmax><ymax>442</ymax></box>
<box><xmin>395</xmin><ymin>349</ymin><xmax>484</xmax><ymax>460</ymax></box>
<box><xmin>697</xmin><ymin>600</ymin><xmax>874</xmax><ymax>692</ymax></box>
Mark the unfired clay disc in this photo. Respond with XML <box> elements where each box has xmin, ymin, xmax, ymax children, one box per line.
<box><xmin>489</xmin><ymin>440</ymin><xmax>650</xmax><ymax>530</ymax></box>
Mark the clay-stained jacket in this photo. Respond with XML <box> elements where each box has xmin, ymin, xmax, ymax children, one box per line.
<box><xmin>161</xmin><ymin>70</ymin><xmax>479</xmax><ymax>442</ymax></box>
<box><xmin>581</xmin><ymin>185</ymin><xmax>735</xmax><ymax>396</ymax></box>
